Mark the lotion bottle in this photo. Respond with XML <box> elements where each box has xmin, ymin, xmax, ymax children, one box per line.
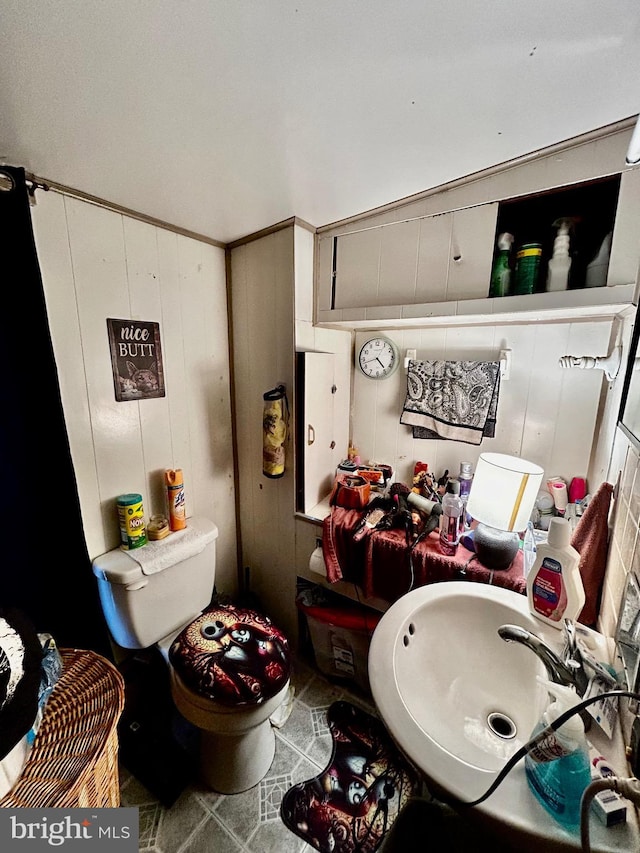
<box><xmin>525</xmin><ymin>678</ymin><xmax>591</xmax><ymax>830</ymax></box>
<box><xmin>546</xmin><ymin>218</ymin><xmax>573</xmax><ymax>292</ymax></box>
<box><xmin>526</xmin><ymin>516</ymin><xmax>584</xmax><ymax>628</ymax></box>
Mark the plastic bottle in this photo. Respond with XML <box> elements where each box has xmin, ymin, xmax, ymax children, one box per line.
<box><xmin>523</xmin><ymin>520</ymin><xmax>536</xmax><ymax>579</ymax></box>
<box><xmin>439</xmin><ymin>479</ymin><xmax>463</xmax><ymax>556</ymax></box>
<box><xmin>489</xmin><ymin>233</ymin><xmax>514</xmax><ymax>297</ymax></box>
<box><xmin>526</xmin><ymin>517</ymin><xmax>584</xmax><ymax>628</ymax></box>
<box><xmin>585</xmin><ymin>231</ymin><xmax>612</xmax><ymax>288</ymax></box>
<box><xmin>546</xmin><ymin>218</ymin><xmax>573</xmax><ymax>292</ymax></box>
<box><xmin>458</xmin><ymin>462</ymin><xmax>473</xmax><ymax>531</ymax></box>
<box><xmin>524</xmin><ymin>678</ymin><xmax>591</xmax><ymax>829</ymax></box>
<box><xmin>165</xmin><ymin>468</ymin><xmax>187</xmax><ymax>531</ymax></box>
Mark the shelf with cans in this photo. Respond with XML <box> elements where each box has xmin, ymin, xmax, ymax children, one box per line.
<box><xmin>489</xmin><ymin>175</ymin><xmax>621</xmax><ymax>300</ymax></box>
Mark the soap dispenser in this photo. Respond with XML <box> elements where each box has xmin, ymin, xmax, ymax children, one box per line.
<box><xmin>546</xmin><ymin>218</ymin><xmax>574</xmax><ymax>293</ymax></box>
<box><xmin>524</xmin><ymin>677</ymin><xmax>591</xmax><ymax>829</ymax></box>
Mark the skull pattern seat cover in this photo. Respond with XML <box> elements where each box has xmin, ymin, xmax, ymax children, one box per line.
<box><xmin>169</xmin><ymin>604</ymin><xmax>290</xmax><ymax>706</ymax></box>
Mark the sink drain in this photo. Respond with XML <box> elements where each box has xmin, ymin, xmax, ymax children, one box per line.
<box><xmin>487</xmin><ymin>712</ymin><xmax>517</xmax><ymax>740</ymax></box>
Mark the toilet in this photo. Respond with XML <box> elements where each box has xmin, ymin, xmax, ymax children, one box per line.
<box><xmin>91</xmin><ymin>516</ymin><xmax>291</xmax><ymax>794</ymax></box>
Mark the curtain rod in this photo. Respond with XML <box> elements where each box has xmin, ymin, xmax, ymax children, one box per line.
<box><xmin>23</xmin><ymin>171</ymin><xmax>225</xmax><ymax>248</ymax></box>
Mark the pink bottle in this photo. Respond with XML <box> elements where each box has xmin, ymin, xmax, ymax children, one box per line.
<box><xmin>568</xmin><ymin>477</ymin><xmax>586</xmax><ymax>504</ymax></box>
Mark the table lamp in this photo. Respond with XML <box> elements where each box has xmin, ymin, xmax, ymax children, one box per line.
<box><xmin>466</xmin><ymin>453</ymin><xmax>544</xmax><ymax>570</ymax></box>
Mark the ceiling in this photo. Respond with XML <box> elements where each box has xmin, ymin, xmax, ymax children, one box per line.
<box><xmin>2</xmin><ymin>1</ymin><xmax>640</xmax><ymax>244</ymax></box>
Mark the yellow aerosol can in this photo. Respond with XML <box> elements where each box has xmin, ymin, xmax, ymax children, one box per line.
<box><xmin>165</xmin><ymin>468</ymin><xmax>186</xmax><ymax>531</ymax></box>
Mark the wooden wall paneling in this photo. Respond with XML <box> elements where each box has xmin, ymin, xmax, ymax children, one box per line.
<box><xmin>334</xmin><ymin>228</ymin><xmax>381</xmax><ymax>309</ymax></box>
<box><xmin>445</xmin><ymin>203</ymin><xmax>498</xmax><ymax>302</ymax></box>
<box><xmin>489</xmin><ymin>323</ymin><xmax>535</xmax><ymax>459</ymax></box>
<box><xmin>414</xmin><ymin>214</ymin><xmax>450</xmax><ymax>304</ymax></box>
<box><xmin>378</xmin><ymin>219</ymin><xmax>420</xmax><ymax>307</ymax></box>
<box><xmin>157</xmin><ymin>228</ymin><xmax>191</xmax><ymax>510</ymax></box>
<box><xmin>178</xmin><ymin>234</ymin><xmax>236</xmax><ymax>594</ymax></box>
<box><xmin>231</xmin><ymin>228</ymin><xmax>297</xmax><ymax>629</ymax></box>
<box><xmin>295</xmin><ymin>226</ymin><xmax>314</xmax><ymax>323</ymax></box>
<box><xmin>122</xmin><ymin>217</ymin><xmax>174</xmax><ymax>519</ymax></box>
<box><xmin>548</xmin><ymin>321</ymin><xmax>612</xmax><ymax>486</ymax></box>
<box><xmin>65</xmin><ymin>199</ymin><xmax>145</xmax><ymax>554</ymax></box>
<box><xmin>608</xmin><ymin>168</ymin><xmax>640</xmax><ymax>287</ymax></box>
<box><xmin>32</xmin><ymin>193</ymin><xmax>104</xmax><ymax>554</ymax></box>
<box><xmin>591</xmin><ymin>312</ymin><xmax>636</xmax><ymax>487</ymax></box>
<box><xmin>519</xmin><ymin>324</ymin><xmax>574</xmax><ymax>476</ymax></box>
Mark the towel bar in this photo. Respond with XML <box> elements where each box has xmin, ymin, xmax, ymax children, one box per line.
<box><xmin>403</xmin><ymin>348</ymin><xmax>511</xmax><ymax>380</ymax></box>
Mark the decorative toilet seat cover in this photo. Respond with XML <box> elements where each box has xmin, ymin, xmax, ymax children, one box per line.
<box><xmin>169</xmin><ymin>604</ymin><xmax>290</xmax><ymax>707</ymax></box>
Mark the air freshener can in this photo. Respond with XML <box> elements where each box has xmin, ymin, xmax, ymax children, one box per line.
<box><xmin>116</xmin><ymin>493</ymin><xmax>147</xmax><ymax>550</ymax></box>
<box><xmin>165</xmin><ymin>468</ymin><xmax>186</xmax><ymax>531</ymax></box>
<box><xmin>514</xmin><ymin>242</ymin><xmax>542</xmax><ymax>295</ymax></box>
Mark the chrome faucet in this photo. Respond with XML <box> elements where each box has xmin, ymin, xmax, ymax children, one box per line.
<box><xmin>497</xmin><ymin>623</ymin><xmax>582</xmax><ymax>690</ymax></box>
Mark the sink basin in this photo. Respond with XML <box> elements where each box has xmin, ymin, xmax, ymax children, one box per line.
<box><xmin>368</xmin><ymin>581</ymin><xmax>639</xmax><ymax>852</ymax></box>
<box><xmin>369</xmin><ymin>582</ymin><xmax>547</xmax><ymax>802</ymax></box>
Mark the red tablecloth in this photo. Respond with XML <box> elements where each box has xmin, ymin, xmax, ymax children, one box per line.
<box><xmin>322</xmin><ymin>506</ymin><xmax>526</xmax><ymax>602</ymax></box>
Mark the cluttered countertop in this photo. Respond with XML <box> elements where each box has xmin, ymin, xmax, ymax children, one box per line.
<box><xmin>309</xmin><ymin>455</ymin><xmax>612</xmax><ymax>627</ymax></box>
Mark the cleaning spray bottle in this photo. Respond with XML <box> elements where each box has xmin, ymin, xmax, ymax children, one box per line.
<box><xmin>526</xmin><ymin>516</ymin><xmax>585</xmax><ymax>628</ymax></box>
<box><xmin>546</xmin><ymin>218</ymin><xmax>575</xmax><ymax>292</ymax></box>
<box><xmin>489</xmin><ymin>232</ymin><xmax>514</xmax><ymax>297</ymax></box>
<box><xmin>524</xmin><ymin>677</ymin><xmax>591</xmax><ymax>830</ymax></box>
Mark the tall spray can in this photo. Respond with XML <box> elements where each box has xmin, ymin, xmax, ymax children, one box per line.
<box><xmin>165</xmin><ymin>468</ymin><xmax>186</xmax><ymax>531</ymax></box>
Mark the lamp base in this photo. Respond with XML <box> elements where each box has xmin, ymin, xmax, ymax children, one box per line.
<box><xmin>473</xmin><ymin>523</ymin><xmax>519</xmax><ymax>571</ymax></box>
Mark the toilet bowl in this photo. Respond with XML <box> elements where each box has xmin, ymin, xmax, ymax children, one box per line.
<box><xmin>92</xmin><ymin>517</ymin><xmax>291</xmax><ymax>794</ymax></box>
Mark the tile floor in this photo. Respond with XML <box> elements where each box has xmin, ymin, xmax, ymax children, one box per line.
<box><xmin>119</xmin><ymin>654</ymin><xmax>502</xmax><ymax>853</ymax></box>
<box><xmin>120</xmin><ymin>654</ymin><xmax>382</xmax><ymax>853</ymax></box>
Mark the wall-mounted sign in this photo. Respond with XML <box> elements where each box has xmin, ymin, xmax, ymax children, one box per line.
<box><xmin>107</xmin><ymin>318</ymin><xmax>165</xmax><ymax>401</ymax></box>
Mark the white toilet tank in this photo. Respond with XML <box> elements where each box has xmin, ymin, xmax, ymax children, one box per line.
<box><xmin>92</xmin><ymin>516</ymin><xmax>219</xmax><ymax>650</ymax></box>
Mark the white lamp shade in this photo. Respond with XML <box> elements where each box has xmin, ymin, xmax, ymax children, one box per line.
<box><xmin>466</xmin><ymin>453</ymin><xmax>544</xmax><ymax>532</ymax></box>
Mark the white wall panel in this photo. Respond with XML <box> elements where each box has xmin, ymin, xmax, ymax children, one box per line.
<box><xmin>31</xmin><ymin>192</ymin><xmax>103</xmax><ymax>547</ymax></box>
<box><xmin>352</xmin><ymin>320</ymin><xmax>616</xmax><ymax>494</ymax></box>
<box><xmin>65</xmin><ymin>199</ymin><xmax>146</xmax><ymax>548</ymax></box>
<box><xmin>32</xmin><ymin>192</ymin><xmax>234</xmax><ymax>591</ymax></box>
<box><xmin>230</xmin><ymin>227</ymin><xmax>297</xmax><ymax>637</ymax></box>
<box><xmin>123</xmin><ymin>217</ymin><xmax>173</xmax><ymax>519</ymax></box>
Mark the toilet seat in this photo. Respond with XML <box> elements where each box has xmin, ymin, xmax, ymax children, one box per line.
<box><xmin>167</xmin><ymin>604</ymin><xmax>291</xmax><ymax>794</ymax></box>
<box><xmin>168</xmin><ymin>603</ymin><xmax>291</xmax><ymax>707</ymax></box>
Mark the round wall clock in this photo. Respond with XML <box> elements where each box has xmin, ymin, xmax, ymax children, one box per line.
<box><xmin>357</xmin><ymin>336</ymin><xmax>400</xmax><ymax>380</ymax></box>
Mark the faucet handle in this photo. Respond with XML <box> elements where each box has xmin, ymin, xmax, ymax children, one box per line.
<box><xmin>562</xmin><ymin>618</ymin><xmax>578</xmax><ymax>659</ymax></box>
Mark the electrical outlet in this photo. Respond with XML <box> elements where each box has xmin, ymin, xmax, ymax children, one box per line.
<box><xmin>628</xmin><ymin>716</ymin><xmax>640</xmax><ymax>778</ymax></box>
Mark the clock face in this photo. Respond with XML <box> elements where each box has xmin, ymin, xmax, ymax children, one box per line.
<box><xmin>358</xmin><ymin>337</ymin><xmax>399</xmax><ymax>379</ymax></box>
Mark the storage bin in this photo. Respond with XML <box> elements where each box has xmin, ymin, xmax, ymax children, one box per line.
<box><xmin>296</xmin><ymin>599</ymin><xmax>381</xmax><ymax>692</ymax></box>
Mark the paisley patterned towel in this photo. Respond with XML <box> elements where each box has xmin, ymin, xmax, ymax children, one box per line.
<box><xmin>280</xmin><ymin>701</ymin><xmax>421</xmax><ymax>853</ymax></box>
<box><xmin>400</xmin><ymin>359</ymin><xmax>500</xmax><ymax>445</ymax></box>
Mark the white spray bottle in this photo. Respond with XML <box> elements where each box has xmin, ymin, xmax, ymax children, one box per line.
<box><xmin>546</xmin><ymin>217</ymin><xmax>575</xmax><ymax>292</ymax></box>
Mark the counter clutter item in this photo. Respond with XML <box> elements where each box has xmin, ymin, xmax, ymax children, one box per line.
<box><xmin>116</xmin><ymin>492</ymin><xmax>147</xmax><ymax>550</ymax></box>
<box><xmin>322</xmin><ymin>506</ymin><xmax>526</xmax><ymax>602</ymax></box>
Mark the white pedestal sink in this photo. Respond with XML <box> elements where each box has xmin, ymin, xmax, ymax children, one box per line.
<box><xmin>368</xmin><ymin>581</ymin><xmax>639</xmax><ymax>852</ymax></box>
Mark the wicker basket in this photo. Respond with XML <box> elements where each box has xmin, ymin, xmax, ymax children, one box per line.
<box><xmin>0</xmin><ymin>648</ymin><xmax>125</xmax><ymax>808</ymax></box>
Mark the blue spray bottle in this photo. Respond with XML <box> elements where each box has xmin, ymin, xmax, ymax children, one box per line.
<box><xmin>524</xmin><ymin>677</ymin><xmax>591</xmax><ymax>830</ymax></box>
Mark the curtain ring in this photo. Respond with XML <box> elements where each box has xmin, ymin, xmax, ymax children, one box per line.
<box><xmin>0</xmin><ymin>171</ymin><xmax>15</xmax><ymax>192</ymax></box>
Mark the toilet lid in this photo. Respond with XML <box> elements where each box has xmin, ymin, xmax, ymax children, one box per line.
<box><xmin>169</xmin><ymin>604</ymin><xmax>290</xmax><ymax>707</ymax></box>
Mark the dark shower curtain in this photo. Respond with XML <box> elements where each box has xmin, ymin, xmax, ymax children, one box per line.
<box><xmin>0</xmin><ymin>165</ymin><xmax>111</xmax><ymax>656</ymax></box>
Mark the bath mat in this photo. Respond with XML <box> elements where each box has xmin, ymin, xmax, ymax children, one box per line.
<box><xmin>280</xmin><ymin>700</ymin><xmax>421</xmax><ymax>853</ymax></box>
